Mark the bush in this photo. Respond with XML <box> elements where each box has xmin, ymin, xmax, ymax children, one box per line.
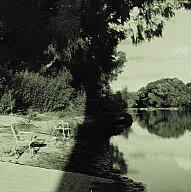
<box><xmin>64</xmin><ymin>90</ymin><xmax>86</xmax><ymax>116</ymax></box>
<box><xmin>0</xmin><ymin>90</ymin><xmax>15</xmax><ymax>114</ymax></box>
<box><xmin>0</xmin><ymin>67</ymin><xmax>13</xmax><ymax>98</ymax></box>
<box><xmin>27</xmin><ymin>108</ymin><xmax>40</xmax><ymax>121</ymax></box>
<box><xmin>10</xmin><ymin>68</ymin><xmax>75</xmax><ymax>112</ymax></box>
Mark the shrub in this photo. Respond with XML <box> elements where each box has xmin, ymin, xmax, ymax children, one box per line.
<box><xmin>10</xmin><ymin>68</ymin><xmax>75</xmax><ymax>112</ymax></box>
<box><xmin>64</xmin><ymin>90</ymin><xmax>86</xmax><ymax>116</ymax></box>
<box><xmin>0</xmin><ymin>90</ymin><xmax>15</xmax><ymax>114</ymax></box>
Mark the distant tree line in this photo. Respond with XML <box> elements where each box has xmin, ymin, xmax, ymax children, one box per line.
<box><xmin>120</xmin><ymin>78</ymin><xmax>191</xmax><ymax>109</ymax></box>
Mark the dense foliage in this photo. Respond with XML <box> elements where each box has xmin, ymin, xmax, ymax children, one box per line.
<box><xmin>136</xmin><ymin>78</ymin><xmax>191</xmax><ymax>108</ymax></box>
<box><xmin>120</xmin><ymin>87</ymin><xmax>138</xmax><ymax>108</ymax></box>
<box><xmin>120</xmin><ymin>78</ymin><xmax>191</xmax><ymax>109</ymax></box>
<box><xmin>0</xmin><ymin>70</ymin><xmax>86</xmax><ymax>114</ymax></box>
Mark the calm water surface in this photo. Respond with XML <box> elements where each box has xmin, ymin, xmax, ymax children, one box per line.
<box><xmin>111</xmin><ymin>110</ymin><xmax>191</xmax><ymax>192</ymax></box>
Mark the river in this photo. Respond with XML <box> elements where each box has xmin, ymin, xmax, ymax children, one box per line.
<box><xmin>111</xmin><ymin>110</ymin><xmax>191</xmax><ymax>192</ymax></box>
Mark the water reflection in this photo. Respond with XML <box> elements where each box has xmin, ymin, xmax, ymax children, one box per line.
<box><xmin>111</xmin><ymin>110</ymin><xmax>191</xmax><ymax>192</ymax></box>
<box><xmin>135</xmin><ymin>110</ymin><xmax>191</xmax><ymax>138</ymax></box>
<box><xmin>111</xmin><ymin>145</ymin><xmax>128</xmax><ymax>175</ymax></box>
<box><xmin>110</xmin><ymin>123</ymin><xmax>132</xmax><ymax>175</ymax></box>
<box><xmin>64</xmin><ymin>113</ymin><xmax>133</xmax><ymax>178</ymax></box>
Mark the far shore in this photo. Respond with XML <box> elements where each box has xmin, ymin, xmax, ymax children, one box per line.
<box><xmin>127</xmin><ymin>107</ymin><xmax>187</xmax><ymax>111</ymax></box>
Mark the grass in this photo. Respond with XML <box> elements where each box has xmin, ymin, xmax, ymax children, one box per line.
<box><xmin>0</xmin><ymin>112</ymin><xmax>83</xmax><ymax>170</ymax></box>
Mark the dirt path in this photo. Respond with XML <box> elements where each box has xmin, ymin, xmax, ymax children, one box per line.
<box><xmin>0</xmin><ymin>161</ymin><xmax>117</xmax><ymax>192</ymax></box>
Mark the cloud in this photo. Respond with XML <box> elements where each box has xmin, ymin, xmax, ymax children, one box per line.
<box><xmin>136</xmin><ymin>72</ymin><xmax>165</xmax><ymax>80</ymax></box>
<box><xmin>175</xmin><ymin>157</ymin><xmax>191</xmax><ymax>170</ymax></box>
<box><xmin>171</xmin><ymin>45</ymin><xmax>191</xmax><ymax>58</ymax></box>
<box><xmin>128</xmin><ymin>56</ymin><xmax>145</xmax><ymax>61</ymax></box>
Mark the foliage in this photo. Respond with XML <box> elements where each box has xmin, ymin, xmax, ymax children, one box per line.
<box><xmin>136</xmin><ymin>78</ymin><xmax>190</xmax><ymax>108</ymax></box>
<box><xmin>4</xmin><ymin>69</ymin><xmax>75</xmax><ymax>113</ymax></box>
<box><xmin>184</xmin><ymin>83</ymin><xmax>191</xmax><ymax>110</ymax></box>
<box><xmin>62</xmin><ymin>90</ymin><xmax>86</xmax><ymax>116</ymax></box>
<box><xmin>0</xmin><ymin>66</ymin><xmax>13</xmax><ymax>98</ymax></box>
<box><xmin>27</xmin><ymin>109</ymin><xmax>40</xmax><ymax>121</ymax></box>
<box><xmin>120</xmin><ymin>87</ymin><xmax>138</xmax><ymax>108</ymax></box>
<box><xmin>119</xmin><ymin>78</ymin><xmax>191</xmax><ymax>109</ymax></box>
<box><xmin>186</xmin><ymin>83</ymin><xmax>191</xmax><ymax>92</ymax></box>
<box><xmin>0</xmin><ymin>90</ymin><xmax>15</xmax><ymax>114</ymax></box>
<box><xmin>87</xmin><ymin>92</ymin><xmax>127</xmax><ymax>114</ymax></box>
<box><xmin>1</xmin><ymin>1</ymin><xmax>189</xmax><ymax>94</ymax></box>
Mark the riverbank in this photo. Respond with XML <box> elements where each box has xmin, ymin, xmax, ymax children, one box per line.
<box><xmin>0</xmin><ymin>113</ymin><xmax>146</xmax><ymax>192</ymax></box>
<box><xmin>127</xmin><ymin>107</ymin><xmax>181</xmax><ymax>111</ymax></box>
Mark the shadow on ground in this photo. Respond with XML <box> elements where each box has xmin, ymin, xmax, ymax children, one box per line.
<box><xmin>56</xmin><ymin>109</ymin><xmax>146</xmax><ymax>192</ymax></box>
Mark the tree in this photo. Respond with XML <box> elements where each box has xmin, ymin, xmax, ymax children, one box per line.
<box><xmin>186</xmin><ymin>83</ymin><xmax>191</xmax><ymax>92</ymax></box>
<box><xmin>120</xmin><ymin>87</ymin><xmax>138</xmax><ymax>108</ymax></box>
<box><xmin>1</xmin><ymin>0</ymin><xmax>191</xmax><ymax>99</ymax></box>
<box><xmin>136</xmin><ymin>78</ymin><xmax>190</xmax><ymax>108</ymax></box>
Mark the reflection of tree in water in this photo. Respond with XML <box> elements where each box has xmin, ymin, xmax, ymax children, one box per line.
<box><xmin>64</xmin><ymin>113</ymin><xmax>132</xmax><ymax>178</ymax></box>
<box><xmin>121</xmin><ymin>126</ymin><xmax>132</xmax><ymax>139</ymax></box>
<box><xmin>110</xmin><ymin>123</ymin><xmax>132</xmax><ymax>175</ymax></box>
<box><xmin>135</xmin><ymin>110</ymin><xmax>191</xmax><ymax>138</ymax></box>
<box><xmin>110</xmin><ymin>145</ymin><xmax>128</xmax><ymax>175</ymax></box>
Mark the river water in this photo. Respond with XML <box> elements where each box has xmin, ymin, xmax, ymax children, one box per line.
<box><xmin>111</xmin><ymin>110</ymin><xmax>191</xmax><ymax>192</ymax></box>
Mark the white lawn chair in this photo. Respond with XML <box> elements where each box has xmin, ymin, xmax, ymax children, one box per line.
<box><xmin>51</xmin><ymin>118</ymin><xmax>71</xmax><ymax>139</ymax></box>
<box><xmin>11</xmin><ymin>124</ymin><xmax>36</xmax><ymax>156</ymax></box>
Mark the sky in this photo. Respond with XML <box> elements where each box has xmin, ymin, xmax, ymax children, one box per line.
<box><xmin>111</xmin><ymin>9</ymin><xmax>191</xmax><ymax>92</ymax></box>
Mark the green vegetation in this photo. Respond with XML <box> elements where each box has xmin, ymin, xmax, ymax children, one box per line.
<box><xmin>120</xmin><ymin>87</ymin><xmax>139</xmax><ymax>108</ymax></box>
<box><xmin>0</xmin><ymin>70</ymin><xmax>86</xmax><ymax>114</ymax></box>
<box><xmin>120</xmin><ymin>78</ymin><xmax>191</xmax><ymax>109</ymax></box>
